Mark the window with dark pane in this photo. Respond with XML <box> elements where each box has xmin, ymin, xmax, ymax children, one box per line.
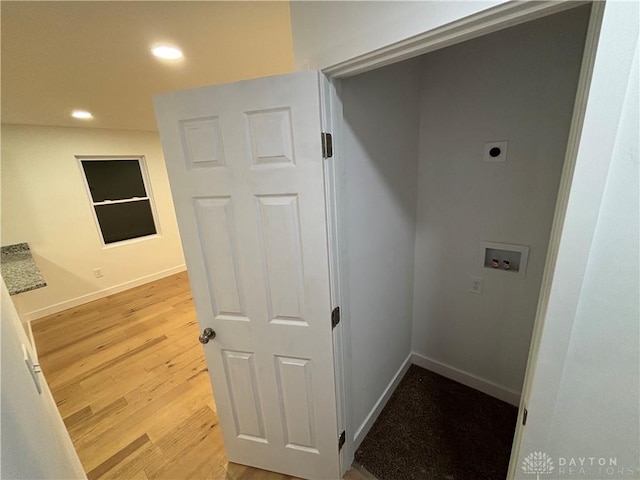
<box><xmin>82</xmin><ymin>160</ymin><xmax>147</xmax><ymax>202</ymax></box>
<box><xmin>80</xmin><ymin>158</ymin><xmax>157</xmax><ymax>244</ymax></box>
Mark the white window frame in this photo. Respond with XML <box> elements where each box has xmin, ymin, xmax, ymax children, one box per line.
<box><xmin>76</xmin><ymin>155</ymin><xmax>161</xmax><ymax>248</ymax></box>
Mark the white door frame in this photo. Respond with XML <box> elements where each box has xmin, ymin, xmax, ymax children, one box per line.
<box><xmin>319</xmin><ymin>1</ymin><xmax>604</xmax><ymax>476</ymax></box>
<box><xmin>319</xmin><ymin>72</ymin><xmax>350</xmax><ymax>474</ymax></box>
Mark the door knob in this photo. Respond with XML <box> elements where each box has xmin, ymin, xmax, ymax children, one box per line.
<box><xmin>199</xmin><ymin>327</ymin><xmax>216</xmax><ymax>344</ymax></box>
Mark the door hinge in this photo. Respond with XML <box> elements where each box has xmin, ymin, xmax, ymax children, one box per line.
<box><xmin>338</xmin><ymin>430</ymin><xmax>346</xmax><ymax>451</ymax></box>
<box><xmin>522</xmin><ymin>407</ymin><xmax>528</xmax><ymax>426</ymax></box>
<box><xmin>331</xmin><ymin>306</ymin><xmax>340</xmax><ymax>329</ymax></box>
<box><xmin>322</xmin><ymin>132</ymin><xmax>333</xmax><ymax>159</ymax></box>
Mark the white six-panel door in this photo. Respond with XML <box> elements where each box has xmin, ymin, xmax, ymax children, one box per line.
<box><xmin>154</xmin><ymin>71</ymin><xmax>340</xmax><ymax>480</ymax></box>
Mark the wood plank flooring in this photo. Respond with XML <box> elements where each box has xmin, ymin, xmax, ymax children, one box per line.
<box><xmin>33</xmin><ymin>272</ymin><xmax>316</xmax><ymax>480</ymax></box>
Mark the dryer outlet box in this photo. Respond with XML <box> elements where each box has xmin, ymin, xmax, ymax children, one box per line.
<box><xmin>483</xmin><ymin>141</ymin><xmax>508</xmax><ymax>162</ymax></box>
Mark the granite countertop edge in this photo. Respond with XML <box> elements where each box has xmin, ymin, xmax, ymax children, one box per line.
<box><xmin>1</xmin><ymin>242</ymin><xmax>47</xmax><ymax>295</ymax></box>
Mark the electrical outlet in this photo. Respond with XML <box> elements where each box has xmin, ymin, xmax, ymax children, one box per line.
<box><xmin>93</xmin><ymin>268</ymin><xmax>104</xmax><ymax>278</ymax></box>
<box><xmin>469</xmin><ymin>276</ymin><xmax>483</xmax><ymax>295</ymax></box>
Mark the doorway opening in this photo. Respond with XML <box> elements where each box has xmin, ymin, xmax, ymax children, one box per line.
<box><xmin>332</xmin><ymin>4</ymin><xmax>592</xmax><ymax>479</ymax></box>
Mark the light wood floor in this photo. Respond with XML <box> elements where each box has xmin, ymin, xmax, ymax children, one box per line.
<box><xmin>33</xmin><ymin>272</ymin><xmax>281</xmax><ymax>479</ymax></box>
<box><xmin>33</xmin><ymin>272</ymin><xmax>367</xmax><ymax>480</ymax></box>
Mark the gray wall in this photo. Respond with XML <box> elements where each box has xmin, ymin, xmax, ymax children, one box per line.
<box><xmin>411</xmin><ymin>6</ymin><xmax>590</xmax><ymax>394</ymax></box>
<box><xmin>290</xmin><ymin>1</ymin><xmax>504</xmax><ymax>70</ymax></box>
<box><xmin>548</xmin><ymin>42</ymin><xmax>639</xmax><ymax>467</ymax></box>
<box><xmin>1</xmin><ymin>281</ymin><xmax>86</xmax><ymax>479</ymax></box>
<box><xmin>340</xmin><ymin>59</ymin><xmax>421</xmax><ymax>440</ymax></box>
<box><xmin>517</xmin><ymin>1</ymin><xmax>639</xmax><ymax>476</ymax></box>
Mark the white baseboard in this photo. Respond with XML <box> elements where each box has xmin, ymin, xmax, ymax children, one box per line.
<box><xmin>411</xmin><ymin>352</ymin><xmax>521</xmax><ymax>406</ymax></box>
<box><xmin>353</xmin><ymin>352</ymin><xmax>413</xmax><ymax>450</ymax></box>
<box><xmin>25</xmin><ymin>265</ymin><xmax>187</xmax><ymax>323</ymax></box>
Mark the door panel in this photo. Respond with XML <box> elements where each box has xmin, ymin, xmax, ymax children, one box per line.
<box><xmin>193</xmin><ymin>197</ymin><xmax>247</xmax><ymax>322</ymax></box>
<box><xmin>180</xmin><ymin>116</ymin><xmax>226</xmax><ymax>168</ymax></box>
<box><xmin>246</xmin><ymin>108</ymin><xmax>295</xmax><ymax>166</ymax></box>
<box><xmin>222</xmin><ymin>350</ymin><xmax>267</xmax><ymax>442</ymax></box>
<box><xmin>275</xmin><ymin>355</ymin><xmax>318</xmax><ymax>452</ymax></box>
<box><xmin>154</xmin><ymin>71</ymin><xmax>339</xmax><ymax>479</ymax></box>
<box><xmin>256</xmin><ymin>194</ymin><xmax>306</xmax><ymax>325</ymax></box>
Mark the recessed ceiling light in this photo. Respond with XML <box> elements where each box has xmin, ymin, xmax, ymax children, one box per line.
<box><xmin>71</xmin><ymin>110</ymin><xmax>93</xmax><ymax>120</ymax></box>
<box><xmin>151</xmin><ymin>45</ymin><xmax>184</xmax><ymax>60</ymax></box>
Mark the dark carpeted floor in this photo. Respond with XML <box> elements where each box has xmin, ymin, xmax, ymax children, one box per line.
<box><xmin>355</xmin><ymin>365</ymin><xmax>518</xmax><ymax>480</ymax></box>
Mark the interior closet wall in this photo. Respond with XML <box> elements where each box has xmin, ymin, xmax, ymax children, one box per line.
<box><xmin>411</xmin><ymin>6</ymin><xmax>591</xmax><ymax>397</ymax></box>
<box><xmin>337</xmin><ymin>4</ymin><xmax>590</xmax><ymax>447</ymax></box>
<box><xmin>340</xmin><ymin>59</ymin><xmax>421</xmax><ymax>438</ymax></box>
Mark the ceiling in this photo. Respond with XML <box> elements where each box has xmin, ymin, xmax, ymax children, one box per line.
<box><xmin>1</xmin><ymin>1</ymin><xmax>294</xmax><ymax>132</ymax></box>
